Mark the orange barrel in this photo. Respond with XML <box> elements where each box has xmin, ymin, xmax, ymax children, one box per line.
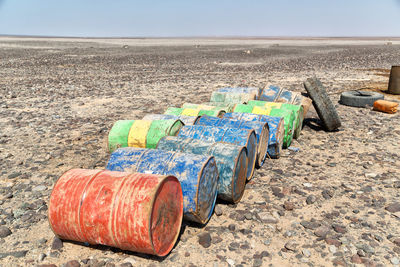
<box><xmin>142</xmin><ymin>114</ymin><xmax>199</xmax><ymax>125</ymax></box>
<box><xmin>48</xmin><ymin>169</ymin><xmax>183</xmax><ymax>257</ymax></box>
<box><xmin>106</xmin><ymin>148</ymin><xmax>219</xmax><ymax>224</ymax></box>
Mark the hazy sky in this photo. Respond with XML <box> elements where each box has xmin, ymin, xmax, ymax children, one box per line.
<box><xmin>0</xmin><ymin>0</ymin><xmax>400</xmax><ymax>37</ymax></box>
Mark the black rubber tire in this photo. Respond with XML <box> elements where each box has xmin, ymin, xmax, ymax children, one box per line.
<box><xmin>303</xmin><ymin>78</ymin><xmax>341</xmax><ymax>131</ymax></box>
<box><xmin>339</xmin><ymin>91</ymin><xmax>384</xmax><ymax>107</ymax></box>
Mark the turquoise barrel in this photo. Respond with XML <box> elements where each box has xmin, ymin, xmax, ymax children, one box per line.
<box><xmin>106</xmin><ymin>147</ymin><xmax>219</xmax><ymax>224</ymax></box>
<box><xmin>223</xmin><ymin>112</ymin><xmax>284</xmax><ymax>159</ymax></box>
<box><xmin>142</xmin><ymin>114</ymin><xmax>199</xmax><ymax>125</ymax></box>
<box><xmin>194</xmin><ymin>115</ymin><xmax>269</xmax><ymax>168</ymax></box>
<box><xmin>210</xmin><ymin>91</ymin><xmax>256</xmax><ymax>104</ymax></box>
<box><xmin>157</xmin><ymin>136</ymin><xmax>248</xmax><ymax>203</ymax></box>
<box><xmin>177</xmin><ymin>125</ymin><xmax>257</xmax><ymax>181</ymax></box>
<box><xmin>260</xmin><ymin>85</ymin><xmax>312</xmax><ymax>117</ymax></box>
<box><xmin>259</xmin><ymin>85</ymin><xmax>281</xmax><ymax>102</ymax></box>
<box><xmin>216</xmin><ymin>87</ymin><xmax>262</xmax><ymax>100</ymax></box>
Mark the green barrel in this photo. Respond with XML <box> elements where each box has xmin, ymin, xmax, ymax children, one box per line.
<box><xmin>164</xmin><ymin>107</ymin><xmax>184</xmax><ymax>116</ymax></box>
<box><xmin>182</xmin><ymin>103</ymin><xmax>232</xmax><ymax>113</ymax></box>
<box><xmin>246</xmin><ymin>100</ymin><xmax>268</xmax><ymax>107</ymax></box>
<box><xmin>146</xmin><ymin>119</ymin><xmax>184</xmax><ymax>148</ymax></box>
<box><xmin>233</xmin><ymin>104</ymin><xmax>254</xmax><ymax>113</ymax></box>
<box><xmin>165</xmin><ymin>107</ymin><xmax>225</xmax><ymax>117</ymax></box>
<box><xmin>281</xmin><ymin>103</ymin><xmax>304</xmax><ymax>139</ymax></box>
<box><xmin>269</xmin><ymin>109</ymin><xmax>295</xmax><ymax>148</ymax></box>
<box><xmin>201</xmin><ymin>102</ymin><xmax>236</xmax><ymax>112</ymax></box>
<box><xmin>108</xmin><ymin>120</ymin><xmax>135</xmax><ymax>152</ymax></box>
<box><xmin>198</xmin><ymin>109</ymin><xmax>225</xmax><ymax>117</ymax></box>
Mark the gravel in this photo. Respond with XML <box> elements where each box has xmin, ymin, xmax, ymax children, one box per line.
<box><xmin>1</xmin><ymin>37</ymin><xmax>399</xmax><ymax>266</ymax></box>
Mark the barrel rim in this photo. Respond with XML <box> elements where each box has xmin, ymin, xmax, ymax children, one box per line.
<box><xmin>165</xmin><ymin>119</ymin><xmax>184</xmax><ymax>136</ymax></box>
<box><xmin>230</xmin><ymin>145</ymin><xmax>248</xmax><ymax>203</ymax></box>
<box><xmin>245</xmin><ymin>130</ymin><xmax>257</xmax><ymax>181</ymax></box>
<box><xmin>255</xmin><ymin>121</ymin><xmax>269</xmax><ymax>168</ymax></box>
<box><xmin>194</xmin><ymin>155</ymin><xmax>218</xmax><ymax>224</ymax></box>
<box><xmin>148</xmin><ymin>174</ymin><xmax>183</xmax><ymax>256</ymax></box>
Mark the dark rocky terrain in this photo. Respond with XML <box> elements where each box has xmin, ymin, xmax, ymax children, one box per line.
<box><xmin>0</xmin><ymin>37</ymin><xmax>400</xmax><ymax>267</ymax></box>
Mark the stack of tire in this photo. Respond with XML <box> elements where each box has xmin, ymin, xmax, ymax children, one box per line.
<box><xmin>48</xmin><ymin>85</ymin><xmax>313</xmax><ymax>257</ymax></box>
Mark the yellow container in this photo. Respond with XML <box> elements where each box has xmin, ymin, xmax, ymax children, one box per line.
<box><xmin>128</xmin><ymin>120</ymin><xmax>152</xmax><ymax>148</ymax></box>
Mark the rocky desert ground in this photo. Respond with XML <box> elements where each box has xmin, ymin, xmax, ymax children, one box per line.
<box><xmin>0</xmin><ymin>37</ymin><xmax>400</xmax><ymax>267</ymax></box>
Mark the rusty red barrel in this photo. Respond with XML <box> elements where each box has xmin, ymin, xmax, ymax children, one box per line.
<box><xmin>48</xmin><ymin>169</ymin><xmax>183</xmax><ymax>256</ymax></box>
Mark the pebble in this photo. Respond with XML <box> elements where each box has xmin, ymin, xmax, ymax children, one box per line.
<box><xmin>38</xmin><ymin>253</ymin><xmax>46</xmax><ymax>261</ymax></box>
<box><xmin>314</xmin><ymin>226</ymin><xmax>330</xmax><ymax>237</ymax></box>
<box><xmin>322</xmin><ymin>190</ymin><xmax>333</xmax><ymax>199</ymax></box>
<box><xmin>7</xmin><ymin>172</ymin><xmax>22</xmax><ymax>179</ymax></box>
<box><xmin>283</xmin><ymin>201</ymin><xmax>295</xmax><ymax>211</ymax></box>
<box><xmin>198</xmin><ymin>232</ymin><xmax>212</xmax><ymax>248</ymax></box>
<box><xmin>214</xmin><ymin>206</ymin><xmax>223</xmax><ymax>216</ymax></box>
<box><xmin>386</xmin><ymin>202</ymin><xmax>400</xmax><ymax>213</ymax></box>
<box><xmin>258</xmin><ymin>212</ymin><xmax>278</xmax><ymax>224</ymax></box>
<box><xmin>365</xmin><ymin>173</ymin><xmax>378</xmax><ymax>178</ymax></box>
<box><xmin>284</xmin><ymin>241</ymin><xmax>298</xmax><ymax>251</ymax></box>
<box><xmin>226</xmin><ymin>258</ymin><xmax>235</xmax><ymax>266</ymax></box>
<box><xmin>351</xmin><ymin>254</ymin><xmax>363</xmax><ymax>264</ymax></box>
<box><xmin>306</xmin><ymin>195</ymin><xmax>316</xmax><ymax>204</ymax></box>
<box><xmin>253</xmin><ymin>258</ymin><xmax>263</xmax><ymax>267</ymax></box>
<box><xmin>32</xmin><ymin>185</ymin><xmax>47</xmax><ymax>191</ymax></box>
<box><xmin>329</xmin><ymin>245</ymin><xmax>337</xmax><ymax>253</ymax></box>
<box><xmin>332</xmin><ymin>224</ymin><xmax>347</xmax><ymax>234</ymax></box>
<box><xmin>302</xmin><ymin>249</ymin><xmax>311</xmax><ymax>258</ymax></box>
<box><xmin>391</xmin><ymin>257</ymin><xmax>400</xmax><ymax>265</ymax></box>
<box><xmin>0</xmin><ymin>226</ymin><xmax>12</xmax><ymax>238</ymax></box>
<box><xmin>303</xmin><ymin>183</ymin><xmax>312</xmax><ymax>188</ymax></box>
<box><xmin>51</xmin><ymin>236</ymin><xmax>63</xmax><ymax>251</ymax></box>
<box><xmin>65</xmin><ymin>260</ymin><xmax>81</xmax><ymax>267</ymax></box>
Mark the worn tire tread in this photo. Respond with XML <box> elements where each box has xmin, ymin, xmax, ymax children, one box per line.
<box><xmin>303</xmin><ymin>78</ymin><xmax>341</xmax><ymax>131</ymax></box>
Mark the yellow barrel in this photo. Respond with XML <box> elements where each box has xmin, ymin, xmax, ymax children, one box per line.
<box><xmin>181</xmin><ymin>108</ymin><xmax>200</xmax><ymax>116</ymax></box>
<box><xmin>252</xmin><ymin>106</ymin><xmax>271</xmax><ymax>115</ymax></box>
<box><xmin>128</xmin><ymin>120</ymin><xmax>152</xmax><ymax>148</ymax></box>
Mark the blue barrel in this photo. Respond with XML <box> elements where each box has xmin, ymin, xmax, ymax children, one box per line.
<box><xmin>194</xmin><ymin>115</ymin><xmax>269</xmax><ymax>168</ymax></box>
<box><xmin>217</xmin><ymin>87</ymin><xmax>262</xmax><ymax>100</ymax></box>
<box><xmin>157</xmin><ymin>136</ymin><xmax>248</xmax><ymax>203</ymax></box>
<box><xmin>177</xmin><ymin>125</ymin><xmax>257</xmax><ymax>181</ymax></box>
<box><xmin>223</xmin><ymin>112</ymin><xmax>284</xmax><ymax>159</ymax></box>
<box><xmin>276</xmin><ymin>89</ymin><xmax>292</xmax><ymax>103</ymax></box>
<box><xmin>106</xmin><ymin>147</ymin><xmax>219</xmax><ymax>224</ymax></box>
<box><xmin>259</xmin><ymin>85</ymin><xmax>281</xmax><ymax>102</ymax></box>
<box><xmin>142</xmin><ymin>114</ymin><xmax>199</xmax><ymax>125</ymax></box>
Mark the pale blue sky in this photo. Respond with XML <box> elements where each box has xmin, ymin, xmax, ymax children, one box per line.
<box><xmin>0</xmin><ymin>0</ymin><xmax>399</xmax><ymax>37</ymax></box>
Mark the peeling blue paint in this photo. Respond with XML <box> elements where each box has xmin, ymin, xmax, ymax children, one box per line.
<box><xmin>223</xmin><ymin>112</ymin><xmax>284</xmax><ymax>159</ymax></box>
<box><xmin>106</xmin><ymin>147</ymin><xmax>219</xmax><ymax>224</ymax></box>
<box><xmin>177</xmin><ymin>125</ymin><xmax>257</xmax><ymax>180</ymax></box>
<box><xmin>157</xmin><ymin>136</ymin><xmax>247</xmax><ymax>203</ymax></box>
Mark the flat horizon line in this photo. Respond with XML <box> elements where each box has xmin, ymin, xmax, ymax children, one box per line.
<box><xmin>0</xmin><ymin>34</ymin><xmax>400</xmax><ymax>40</ymax></box>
